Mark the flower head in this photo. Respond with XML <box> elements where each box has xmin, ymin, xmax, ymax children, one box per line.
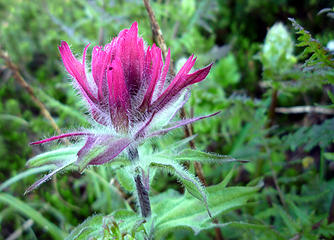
<box><xmin>28</xmin><ymin>22</ymin><xmax>218</xmax><ymax>192</ymax></box>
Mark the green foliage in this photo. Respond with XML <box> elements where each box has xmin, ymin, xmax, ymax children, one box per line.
<box><xmin>289</xmin><ymin>18</ymin><xmax>334</xmax><ymax>84</ymax></box>
<box><xmin>0</xmin><ymin>193</ymin><xmax>66</xmax><ymax>240</ymax></box>
<box><xmin>289</xmin><ymin>18</ymin><xmax>334</xmax><ymax>70</ymax></box>
<box><xmin>65</xmin><ymin>178</ymin><xmax>260</xmax><ymax>239</ymax></box>
<box><xmin>211</xmin><ymin>53</ymin><xmax>241</xmax><ymax>88</ymax></box>
<box><xmin>285</xmin><ymin>117</ymin><xmax>334</xmax><ymax>152</ymax></box>
<box><xmin>152</xmin><ymin>183</ymin><xmax>260</xmax><ymax>238</ymax></box>
<box><xmin>1</xmin><ymin>0</ymin><xmax>334</xmax><ymax>239</ymax></box>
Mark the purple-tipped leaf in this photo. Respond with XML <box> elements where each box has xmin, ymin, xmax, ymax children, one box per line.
<box><xmin>30</xmin><ymin>132</ymin><xmax>92</xmax><ymax>145</ymax></box>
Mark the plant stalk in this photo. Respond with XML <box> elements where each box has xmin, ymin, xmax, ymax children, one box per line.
<box><xmin>135</xmin><ymin>174</ymin><xmax>151</xmax><ymax>218</ymax></box>
<box><xmin>128</xmin><ymin>147</ymin><xmax>151</xmax><ymax>218</ymax></box>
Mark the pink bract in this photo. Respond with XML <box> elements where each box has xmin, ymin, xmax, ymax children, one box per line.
<box><xmin>31</xmin><ymin>22</ymin><xmax>218</xmax><ymax>169</ymax></box>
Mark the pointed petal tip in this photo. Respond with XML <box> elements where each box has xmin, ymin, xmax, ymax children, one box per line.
<box><xmin>30</xmin><ymin>132</ymin><xmax>91</xmax><ymax>145</ymax></box>
<box><xmin>131</xmin><ymin>21</ymin><xmax>138</xmax><ymax>28</ymax></box>
<box><xmin>129</xmin><ymin>21</ymin><xmax>139</xmax><ymax>33</ymax></box>
<box><xmin>24</xmin><ymin>185</ymin><xmax>36</xmax><ymax>195</ymax></box>
<box><xmin>59</xmin><ymin>40</ymin><xmax>68</xmax><ymax>49</ymax></box>
<box><xmin>210</xmin><ymin>110</ymin><xmax>221</xmax><ymax>117</ymax></box>
<box><xmin>207</xmin><ymin>62</ymin><xmax>214</xmax><ymax>68</ymax></box>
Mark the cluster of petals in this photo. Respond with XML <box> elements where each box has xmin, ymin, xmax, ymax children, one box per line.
<box><xmin>31</xmin><ymin>22</ymin><xmax>218</xmax><ymax>171</ymax></box>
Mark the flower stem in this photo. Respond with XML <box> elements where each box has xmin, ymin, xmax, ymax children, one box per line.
<box><xmin>135</xmin><ymin>174</ymin><xmax>151</xmax><ymax>218</ymax></box>
<box><xmin>128</xmin><ymin>147</ymin><xmax>151</xmax><ymax>218</ymax></box>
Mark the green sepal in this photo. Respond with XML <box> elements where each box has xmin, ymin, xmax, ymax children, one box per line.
<box><xmin>27</xmin><ymin>146</ymin><xmax>80</xmax><ymax>167</ymax></box>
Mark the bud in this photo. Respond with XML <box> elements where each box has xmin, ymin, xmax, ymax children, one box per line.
<box><xmin>261</xmin><ymin>23</ymin><xmax>296</xmax><ymax>79</ymax></box>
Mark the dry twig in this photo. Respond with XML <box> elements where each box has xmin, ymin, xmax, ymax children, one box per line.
<box><xmin>275</xmin><ymin>106</ymin><xmax>334</xmax><ymax>115</ymax></box>
<box><xmin>6</xmin><ymin>219</ymin><xmax>34</xmax><ymax>240</ymax></box>
<box><xmin>0</xmin><ymin>48</ymin><xmax>63</xmax><ymax>137</ymax></box>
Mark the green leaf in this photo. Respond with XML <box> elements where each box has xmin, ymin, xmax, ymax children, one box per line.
<box><xmin>150</xmin><ymin>160</ymin><xmax>209</xmax><ymax>215</ymax></box>
<box><xmin>158</xmin><ymin>135</ymin><xmax>198</xmax><ymax>153</ymax></box>
<box><xmin>77</xmin><ymin>145</ymin><xmax>107</xmax><ymax>172</ymax></box>
<box><xmin>65</xmin><ymin>214</ymin><xmax>103</xmax><ymax>240</ymax></box>
<box><xmin>160</xmin><ymin>149</ymin><xmax>240</xmax><ymax>164</ymax></box>
<box><xmin>220</xmin><ymin>167</ymin><xmax>235</xmax><ymax>188</ymax></box>
<box><xmin>274</xmin><ymin>204</ymin><xmax>299</xmax><ymax>234</ymax></box>
<box><xmin>116</xmin><ymin>168</ymin><xmax>135</xmax><ymax>192</ymax></box>
<box><xmin>0</xmin><ymin>193</ymin><xmax>66</xmax><ymax>240</ymax></box>
<box><xmin>152</xmin><ymin>181</ymin><xmax>261</xmax><ymax>238</ymax></box>
<box><xmin>0</xmin><ymin>114</ymin><xmax>29</xmax><ymax>126</ymax></box>
<box><xmin>27</xmin><ymin>146</ymin><xmax>80</xmax><ymax>167</ymax></box>
<box><xmin>324</xmin><ymin>152</ymin><xmax>334</xmax><ymax>161</ymax></box>
<box><xmin>86</xmin><ymin>169</ymin><xmax>132</xmax><ymax>211</ymax></box>
<box><xmin>289</xmin><ymin>18</ymin><xmax>334</xmax><ymax>70</ymax></box>
<box><xmin>66</xmin><ymin>210</ymin><xmax>145</xmax><ymax>240</ymax></box>
<box><xmin>327</xmin><ymin>90</ymin><xmax>334</xmax><ymax>104</ymax></box>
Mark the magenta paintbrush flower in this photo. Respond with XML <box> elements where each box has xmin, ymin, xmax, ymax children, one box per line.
<box><xmin>28</xmin><ymin>22</ymin><xmax>218</xmax><ymax>193</ymax></box>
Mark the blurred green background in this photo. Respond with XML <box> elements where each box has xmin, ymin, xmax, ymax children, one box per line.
<box><xmin>1</xmin><ymin>0</ymin><xmax>334</xmax><ymax>239</ymax></box>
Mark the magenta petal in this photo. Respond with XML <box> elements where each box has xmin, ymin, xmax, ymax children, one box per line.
<box><xmin>88</xmin><ymin>138</ymin><xmax>132</xmax><ymax>165</ymax></box>
<box><xmin>58</xmin><ymin>41</ymin><xmax>97</xmax><ymax>103</ymax></box>
<box><xmin>140</xmin><ymin>44</ymin><xmax>163</xmax><ymax>108</ymax></box>
<box><xmin>149</xmin><ymin>111</ymin><xmax>221</xmax><ymax>137</ymax></box>
<box><xmin>115</xmin><ymin>22</ymin><xmax>145</xmax><ymax>95</ymax></box>
<box><xmin>155</xmin><ymin>48</ymin><xmax>171</xmax><ymax>97</ymax></box>
<box><xmin>184</xmin><ymin>63</ymin><xmax>213</xmax><ymax>85</ymax></box>
<box><xmin>107</xmin><ymin>57</ymin><xmax>130</xmax><ymax>129</ymax></box>
<box><xmin>91</xmin><ymin>45</ymin><xmax>112</xmax><ymax>101</ymax></box>
<box><xmin>30</xmin><ymin>132</ymin><xmax>92</xmax><ymax>145</ymax></box>
<box><xmin>167</xmin><ymin>55</ymin><xmax>196</xmax><ymax>90</ymax></box>
<box><xmin>150</xmin><ymin>55</ymin><xmax>201</xmax><ymax>113</ymax></box>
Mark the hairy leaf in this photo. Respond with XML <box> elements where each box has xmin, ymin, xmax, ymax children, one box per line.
<box><xmin>116</xmin><ymin>168</ymin><xmax>135</xmax><ymax>192</ymax></box>
<box><xmin>65</xmin><ymin>214</ymin><xmax>103</xmax><ymax>240</ymax></box>
<box><xmin>149</xmin><ymin>160</ymin><xmax>210</xmax><ymax>216</ymax></box>
<box><xmin>27</xmin><ymin>146</ymin><xmax>80</xmax><ymax>167</ymax></box>
<box><xmin>152</xmin><ymin>181</ymin><xmax>261</xmax><ymax>238</ymax></box>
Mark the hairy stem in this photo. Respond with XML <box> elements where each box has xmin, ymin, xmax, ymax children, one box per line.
<box><xmin>135</xmin><ymin>174</ymin><xmax>151</xmax><ymax>218</ymax></box>
<box><xmin>128</xmin><ymin>147</ymin><xmax>151</xmax><ymax>218</ymax></box>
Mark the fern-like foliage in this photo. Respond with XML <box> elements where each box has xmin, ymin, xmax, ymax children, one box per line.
<box><xmin>289</xmin><ymin>18</ymin><xmax>334</xmax><ymax>84</ymax></box>
<box><xmin>284</xmin><ymin>118</ymin><xmax>334</xmax><ymax>152</ymax></box>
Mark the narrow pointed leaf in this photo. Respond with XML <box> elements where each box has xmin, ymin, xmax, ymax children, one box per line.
<box><xmin>27</xmin><ymin>146</ymin><xmax>80</xmax><ymax>167</ymax></box>
<box><xmin>150</xmin><ymin>160</ymin><xmax>210</xmax><ymax>216</ymax></box>
<box><xmin>167</xmin><ymin>149</ymin><xmax>242</xmax><ymax>164</ymax></box>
